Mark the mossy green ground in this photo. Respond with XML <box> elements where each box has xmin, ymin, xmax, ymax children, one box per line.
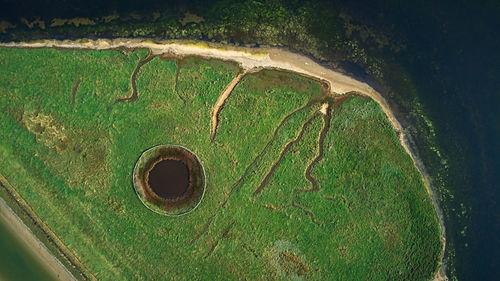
<box><xmin>0</xmin><ymin>47</ymin><xmax>441</xmax><ymax>280</ymax></box>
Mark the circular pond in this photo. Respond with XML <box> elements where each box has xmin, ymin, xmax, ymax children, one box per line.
<box><xmin>133</xmin><ymin>145</ymin><xmax>205</xmax><ymax>216</ymax></box>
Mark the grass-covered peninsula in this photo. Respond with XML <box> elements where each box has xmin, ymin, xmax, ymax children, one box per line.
<box><xmin>0</xmin><ymin>46</ymin><xmax>441</xmax><ymax>280</ymax></box>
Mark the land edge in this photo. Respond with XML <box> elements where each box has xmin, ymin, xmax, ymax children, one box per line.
<box><xmin>0</xmin><ymin>38</ymin><xmax>447</xmax><ymax>281</ymax></box>
<box><xmin>0</xmin><ymin>174</ymin><xmax>95</xmax><ymax>281</ymax></box>
<box><xmin>0</xmin><ymin>196</ymin><xmax>75</xmax><ymax>281</ymax></box>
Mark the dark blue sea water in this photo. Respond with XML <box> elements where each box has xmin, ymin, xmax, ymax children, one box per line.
<box><xmin>342</xmin><ymin>2</ymin><xmax>500</xmax><ymax>279</ymax></box>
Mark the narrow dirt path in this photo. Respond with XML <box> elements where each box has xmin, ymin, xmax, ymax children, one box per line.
<box><xmin>115</xmin><ymin>50</ymin><xmax>154</xmax><ymax>103</ymax></box>
<box><xmin>290</xmin><ymin>201</ymin><xmax>323</xmax><ymax>226</ymax></box>
<box><xmin>189</xmin><ymin>215</ymin><xmax>214</xmax><ymax>244</ymax></box>
<box><xmin>210</xmin><ymin>71</ymin><xmax>246</xmax><ymax>141</ymax></box>
<box><xmin>220</xmin><ymin>103</ymin><xmax>313</xmax><ymax>208</ymax></box>
<box><xmin>253</xmin><ymin>111</ymin><xmax>320</xmax><ymax>196</ymax></box>
<box><xmin>256</xmin><ymin>106</ymin><xmax>331</xmax><ymax>227</ymax></box>
<box><xmin>205</xmin><ymin>221</ymin><xmax>235</xmax><ymax>258</ymax></box>
<box><xmin>288</xmin><ymin>103</ymin><xmax>332</xmax><ymax>226</ymax></box>
<box><xmin>299</xmin><ymin>103</ymin><xmax>331</xmax><ymax>193</ymax></box>
<box><xmin>71</xmin><ymin>79</ymin><xmax>81</xmax><ymax>103</ymax></box>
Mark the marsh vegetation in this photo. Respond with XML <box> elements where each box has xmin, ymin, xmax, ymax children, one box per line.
<box><xmin>0</xmin><ymin>47</ymin><xmax>441</xmax><ymax>280</ymax></box>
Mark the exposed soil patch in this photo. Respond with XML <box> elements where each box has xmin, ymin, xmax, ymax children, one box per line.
<box><xmin>210</xmin><ymin>71</ymin><xmax>246</xmax><ymax>141</ymax></box>
<box><xmin>115</xmin><ymin>50</ymin><xmax>154</xmax><ymax>103</ymax></box>
<box><xmin>279</xmin><ymin>250</ymin><xmax>311</xmax><ymax>276</ymax></box>
<box><xmin>133</xmin><ymin>145</ymin><xmax>205</xmax><ymax>216</ymax></box>
<box><xmin>71</xmin><ymin>79</ymin><xmax>80</xmax><ymax>103</ymax></box>
<box><xmin>253</xmin><ymin>111</ymin><xmax>320</xmax><ymax>196</ymax></box>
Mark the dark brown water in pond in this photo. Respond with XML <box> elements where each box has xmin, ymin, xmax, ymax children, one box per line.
<box><xmin>148</xmin><ymin>159</ymin><xmax>190</xmax><ymax>199</ymax></box>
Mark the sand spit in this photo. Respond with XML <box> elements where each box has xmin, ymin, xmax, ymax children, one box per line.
<box><xmin>0</xmin><ymin>38</ymin><xmax>446</xmax><ymax>280</ymax></box>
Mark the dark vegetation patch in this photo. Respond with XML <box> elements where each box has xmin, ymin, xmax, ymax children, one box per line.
<box><xmin>71</xmin><ymin>79</ymin><xmax>81</xmax><ymax>103</ymax></box>
<box><xmin>241</xmin><ymin>69</ymin><xmax>325</xmax><ymax>102</ymax></box>
<box><xmin>115</xmin><ymin>49</ymin><xmax>154</xmax><ymax>103</ymax></box>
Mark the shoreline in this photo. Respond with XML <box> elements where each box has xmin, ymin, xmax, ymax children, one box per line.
<box><xmin>0</xmin><ymin>38</ymin><xmax>447</xmax><ymax>280</ymax></box>
<box><xmin>0</xmin><ymin>195</ymin><xmax>76</xmax><ymax>281</ymax></box>
<box><xmin>0</xmin><ymin>173</ymin><xmax>95</xmax><ymax>281</ymax></box>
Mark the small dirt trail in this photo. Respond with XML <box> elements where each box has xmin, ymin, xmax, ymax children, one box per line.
<box><xmin>115</xmin><ymin>50</ymin><xmax>154</xmax><ymax>103</ymax></box>
<box><xmin>253</xmin><ymin>111</ymin><xmax>320</xmax><ymax>196</ymax></box>
<box><xmin>257</xmin><ymin>106</ymin><xmax>331</xmax><ymax>227</ymax></box>
<box><xmin>205</xmin><ymin>221</ymin><xmax>235</xmax><ymax>258</ymax></box>
<box><xmin>173</xmin><ymin>60</ymin><xmax>187</xmax><ymax>104</ymax></box>
<box><xmin>300</xmin><ymin>103</ymin><xmax>331</xmax><ymax>193</ymax></box>
<box><xmin>289</xmin><ymin>104</ymin><xmax>332</xmax><ymax>226</ymax></box>
<box><xmin>290</xmin><ymin>201</ymin><xmax>323</xmax><ymax>226</ymax></box>
<box><xmin>220</xmin><ymin>103</ymin><xmax>313</xmax><ymax>208</ymax></box>
<box><xmin>210</xmin><ymin>71</ymin><xmax>246</xmax><ymax>141</ymax></box>
<box><xmin>71</xmin><ymin>79</ymin><xmax>81</xmax><ymax>103</ymax></box>
<box><xmin>189</xmin><ymin>215</ymin><xmax>215</xmax><ymax>244</ymax></box>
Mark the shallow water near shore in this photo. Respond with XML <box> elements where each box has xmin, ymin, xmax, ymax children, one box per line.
<box><xmin>343</xmin><ymin>2</ymin><xmax>500</xmax><ymax>280</ymax></box>
<box><xmin>0</xmin><ymin>219</ymin><xmax>55</xmax><ymax>281</ymax></box>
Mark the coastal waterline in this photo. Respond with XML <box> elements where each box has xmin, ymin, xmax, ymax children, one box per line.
<box><xmin>0</xmin><ymin>219</ymin><xmax>55</xmax><ymax>281</ymax></box>
<box><xmin>337</xmin><ymin>2</ymin><xmax>500</xmax><ymax>279</ymax></box>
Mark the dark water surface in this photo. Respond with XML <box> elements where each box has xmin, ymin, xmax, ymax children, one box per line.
<box><xmin>148</xmin><ymin>159</ymin><xmax>190</xmax><ymax>199</ymax></box>
<box><xmin>338</xmin><ymin>2</ymin><xmax>500</xmax><ymax>280</ymax></box>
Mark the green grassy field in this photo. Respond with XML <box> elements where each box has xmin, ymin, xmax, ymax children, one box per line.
<box><xmin>0</xmin><ymin>47</ymin><xmax>441</xmax><ymax>280</ymax></box>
